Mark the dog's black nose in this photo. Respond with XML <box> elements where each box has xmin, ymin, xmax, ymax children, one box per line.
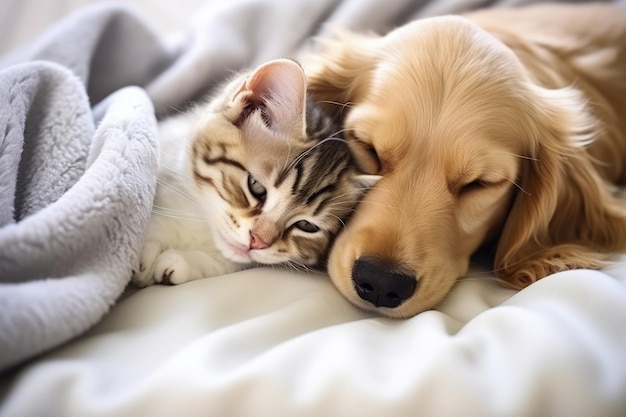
<box><xmin>351</xmin><ymin>258</ymin><xmax>417</xmax><ymax>308</ymax></box>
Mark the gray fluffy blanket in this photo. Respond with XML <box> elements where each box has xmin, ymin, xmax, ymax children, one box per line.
<box><xmin>0</xmin><ymin>0</ymin><xmax>610</xmax><ymax>371</ymax></box>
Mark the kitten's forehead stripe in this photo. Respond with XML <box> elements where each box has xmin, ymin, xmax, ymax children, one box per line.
<box><xmin>305</xmin><ymin>184</ymin><xmax>335</xmax><ymax>205</ymax></box>
<box><xmin>289</xmin><ymin>161</ymin><xmax>304</xmax><ymax>194</ymax></box>
<box><xmin>313</xmin><ymin>195</ymin><xmax>335</xmax><ymax>217</ymax></box>
<box><xmin>218</xmin><ymin>142</ymin><xmax>234</xmax><ymax>154</ymax></box>
<box><xmin>193</xmin><ymin>166</ymin><xmax>215</xmax><ymax>186</ymax></box>
<box><xmin>299</xmin><ymin>147</ymin><xmax>350</xmax><ymax>202</ymax></box>
<box><xmin>194</xmin><ymin>138</ymin><xmax>246</xmax><ymax>172</ymax></box>
<box><xmin>203</xmin><ymin>156</ymin><xmax>246</xmax><ymax>172</ymax></box>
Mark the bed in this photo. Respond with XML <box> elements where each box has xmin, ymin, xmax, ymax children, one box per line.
<box><xmin>1</xmin><ymin>0</ymin><xmax>625</xmax><ymax>416</ymax></box>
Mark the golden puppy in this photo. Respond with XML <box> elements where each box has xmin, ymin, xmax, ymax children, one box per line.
<box><xmin>306</xmin><ymin>3</ymin><xmax>626</xmax><ymax>318</ymax></box>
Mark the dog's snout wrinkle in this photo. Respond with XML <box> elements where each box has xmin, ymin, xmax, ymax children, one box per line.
<box><xmin>351</xmin><ymin>258</ymin><xmax>417</xmax><ymax>308</ymax></box>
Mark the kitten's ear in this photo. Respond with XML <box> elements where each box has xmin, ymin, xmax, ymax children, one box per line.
<box><xmin>355</xmin><ymin>174</ymin><xmax>382</xmax><ymax>191</ymax></box>
<box><xmin>237</xmin><ymin>59</ymin><xmax>307</xmax><ymax>136</ymax></box>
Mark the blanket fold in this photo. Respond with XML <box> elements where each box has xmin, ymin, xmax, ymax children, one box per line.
<box><xmin>0</xmin><ymin>9</ymin><xmax>159</xmax><ymax>369</ymax></box>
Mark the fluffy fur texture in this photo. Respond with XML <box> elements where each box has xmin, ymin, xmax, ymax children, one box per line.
<box><xmin>306</xmin><ymin>3</ymin><xmax>626</xmax><ymax>318</ymax></box>
<box><xmin>133</xmin><ymin>59</ymin><xmax>378</xmax><ymax>287</ymax></box>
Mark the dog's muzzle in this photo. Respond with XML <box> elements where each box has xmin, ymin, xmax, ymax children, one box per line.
<box><xmin>351</xmin><ymin>258</ymin><xmax>417</xmax><ymax>308</ymax></box>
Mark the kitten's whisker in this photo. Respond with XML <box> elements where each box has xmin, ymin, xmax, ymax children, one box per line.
<box><xmin>325</xmin><ymin>213</ymin><xmax>346</xmax><ymax>229</ymax></box>
<box><xmin>285</xmin><ymin>135</ymin><xmax>350</xmax><ymax>173</ymax></box>
<box><xmin>159</xmin><ymin>163</ymin><xmax>186</xmax><ymax>180</ymax></box>
<box><xmin>160</xmin><ymin>164</ymin><xmax>191</xmax><ymax>181</ymax></box>
<box><xmin>287</xmin><ymin>260</ymin><xmax>314</xmax><ymax>273</ymax></box>
<box><xmin>207</xmin><ymin>199</ymin><xmax>230</xmax><ymax>216</ymax></box>
<box><xmin>323</xmin><ymin>194</ymin><xmax>365</xmax><ymax>205</ymax></box>
<box><xmin>151</xmin><ymin>209</ymin><xmax>209</xmax><ymax>223</ymax></box>
<box><xmin>319</xmin><ymin>100</ymin><xmax>353</xmax><ymax>110</ymax></box>
<box><xmin>167</xmin><ymin>105</ymin><xmax>187</xmax><ymax>115</ymax></box>
<box><xmin>317</xmin><ymin>99</ymin><xmax>353</xmax><ymax>118</ymax></box>
<box><xmin>156</xmin><ymin>179</ymin><xmax>200</xmax><ymax>206</ymax></box>
<box><xmin>152</xmin><ymin>204</ymin><xmax>204</xmax><ymax>217</ymax></box>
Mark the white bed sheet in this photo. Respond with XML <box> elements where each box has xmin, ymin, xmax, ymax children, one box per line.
<box><xmin>2</xmin><ymin>261</ymin><xmax>625</xmax><ymax>417</ymax></box>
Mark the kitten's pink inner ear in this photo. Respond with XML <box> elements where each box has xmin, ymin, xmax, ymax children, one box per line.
<box><xmin>240</xmin><ymin>59</ymin><xmax>307</xmax><ymax>134</ymax></box>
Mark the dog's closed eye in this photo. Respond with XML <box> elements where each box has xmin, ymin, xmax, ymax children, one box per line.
<box><xmin>459</xmin><ymin>179</ymin><xmax>488</xmax><ymax>195</ymax></box>
<box><xmin>453</xmin><ymin>176</ymin><xmax>509</xmax><ymax>196</ymax></box>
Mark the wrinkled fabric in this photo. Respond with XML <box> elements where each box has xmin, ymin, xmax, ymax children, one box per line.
<box><xmin>1</xmin><ymin>0</ymin><xmax>625</xmax><ymax>416</ymax></box>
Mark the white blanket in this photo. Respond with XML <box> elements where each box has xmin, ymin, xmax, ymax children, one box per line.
<box><xmin>2</xmin><ymin>265</ymin><xmax>625</xmax><ymax>416</ymax></box>
<box><xmin>1</xmin><ymin>0</ymin><xmax>626</xmax><ymax>416</ymax></box>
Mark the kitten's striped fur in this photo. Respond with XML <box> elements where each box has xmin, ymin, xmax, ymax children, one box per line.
<box><xmin>133</xmin><ymin>59</ymin><xmax>378</xmax><ymax>286</ymax></box>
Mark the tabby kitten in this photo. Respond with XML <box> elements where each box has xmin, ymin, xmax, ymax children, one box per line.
<box><xmin>133</xmin><ymin>59</ymin><xmax>379</xmax><ymax>286</ymax></box>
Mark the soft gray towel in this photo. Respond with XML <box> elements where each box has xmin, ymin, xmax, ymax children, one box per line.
<box><xmin>0</xmin><ymin>7</ymin><xmax>160</xmax><ymax>370</ymax></box>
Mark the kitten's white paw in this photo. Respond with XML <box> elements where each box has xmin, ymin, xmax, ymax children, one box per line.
<box><xmin>154</xmin><ymin>250</ymin><xmax>198</xmax><ymax>285</ymax></box>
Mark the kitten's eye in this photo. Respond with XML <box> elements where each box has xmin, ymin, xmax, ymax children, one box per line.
<box><xmin>293</xmin><ymin>220</ymin><xmax>320</xmax><ymax>233</ymax></box>
<box><xmin>247</xmin><ymin>175</ymin><xmax>267</xmax><ymax>201</ymax></box>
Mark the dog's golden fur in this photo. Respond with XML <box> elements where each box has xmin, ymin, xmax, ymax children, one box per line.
<box><xmin>305</xmin><ymin>3</ymin><xmax>626</xmax><ymax>318</ymax></box>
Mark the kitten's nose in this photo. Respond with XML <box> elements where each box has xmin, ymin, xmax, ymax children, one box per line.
<box><xmin>249</xmin><ymin>232</ymin><xmax>270</xmax><ymax>250</ymax></box>
<box><xmin>351</xmin><ymin>258</ymin><xmax>417</xmax><ymax>308</ymax></box>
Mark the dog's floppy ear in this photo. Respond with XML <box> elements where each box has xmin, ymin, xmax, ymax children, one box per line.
<box><xmin>304</xmin><ymin>28</ymin><xmax>379</xmax><ymax>115</ymax></box>
<box><xmin>495</xmin><ymin>84</ymin><xmax>626</xmax><ymax>289</ymax></box>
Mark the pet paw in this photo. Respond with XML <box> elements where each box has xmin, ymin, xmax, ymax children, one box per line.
<box><xmin>154</xmin><ymin>250</ymin><xmax>197</xmax><ymax>285</ymax></box>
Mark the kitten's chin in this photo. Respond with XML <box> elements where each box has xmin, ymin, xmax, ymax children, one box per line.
<box><xmin>221</xmin><ymin>242</ymin><xmax>253</xmax><ymax>264</ymax></box>
<box><xmin>213</xmin><ymin>231</ymin><xmax>256</xmax><ymax>264</ymax></box>
<box><xmin>225</xmin><ymin>252</ymin><xmax>253</xmax><ymax>264</ymax></box>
